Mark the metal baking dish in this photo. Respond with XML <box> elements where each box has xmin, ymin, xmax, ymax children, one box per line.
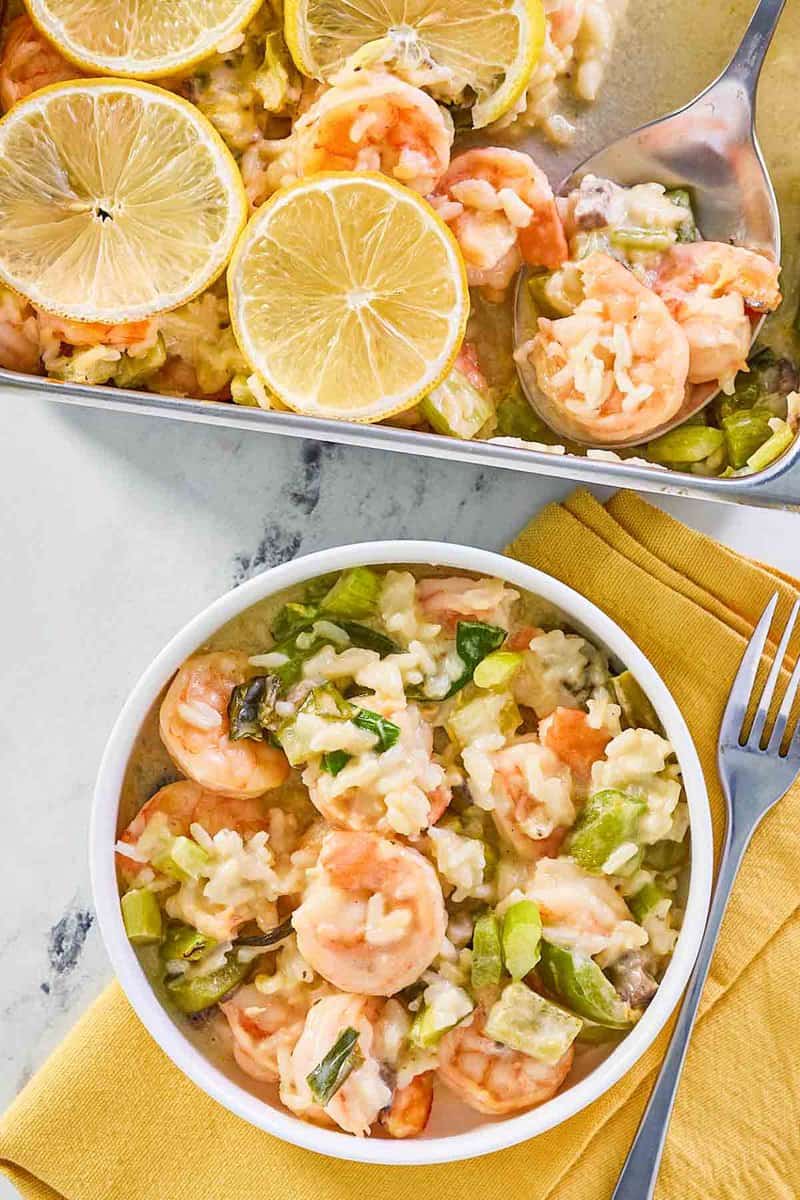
<box><xmin>3</xmin><ymin>0</ymin><xmax>799</xmax><ymax>510</ymax></box>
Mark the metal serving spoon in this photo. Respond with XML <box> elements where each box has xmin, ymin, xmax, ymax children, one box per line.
<box><xmin>514</xmin><ymin>0</ymin><xmax>787</xmax><ymax>449</ymax></box>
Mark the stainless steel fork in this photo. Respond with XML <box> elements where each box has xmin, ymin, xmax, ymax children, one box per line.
<box><xmin>612</xmin><ymin>593</ymin><xmax>800</xmax><ymax>1200</ymax></box>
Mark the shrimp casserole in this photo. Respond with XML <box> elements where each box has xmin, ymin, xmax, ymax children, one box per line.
<box><xmin>117</xmin><ymin>562</ymin><xmax>691</xmax><ymax>1139</ymax></box>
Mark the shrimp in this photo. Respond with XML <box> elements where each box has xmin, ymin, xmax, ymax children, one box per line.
<box><xmin>279</xmin><ymin>994</ymin><xmax>392</xmax><ymax>1135</ymax></box>
<box><xmin>0</xmin><ymin>288</ymin><xmax>40</xmax><ymax>374</ymax></box>
<box><xmin>293</xmin><ymin>72</ymin><xmax>452</xmax><ymax>194</ymax></box>
<box><xmin>220</xmin><ymin>984</ymin><xmax>310</xmax><ymax>1083</ymax></box>
<box><xmin>36</xmin><ymin>312</ymin><xmax>160</xmax><ymax>353</ymax></box>
<box><xmin>430</xmin><ymin>148</ymin><xmax>568</xmax><ymax>299</ymax></box>
<box><xmin>302</xmin><ymin>703</ymin><xmax>450</xmax><ymax>837</ymax></box>
<box><xmin>292</xmin><ymin>831</ymin><xmax>447</xmax><ymax>995</ymax></box>
<box><xmin>489</xmin><ymin>735</ymin><xmax>575</xmax><ymax>861</ymax></box>
<box><xmin>379</xmin><ymin>1071</ymin><xmax>434</xmax><ymax>1138</ymax></box>
<box><xmin>545</xmin><ymin>0</ymin><xmax>586</xmax><ymax>51</ymax></box>
<box><xmin>527</xmin><ymin>856</ymin><xmax>646</xmax><ymax>959</ymax></box>
<box><xmin>653</xmin><ymin>241</ymin><xmax>782</xmax><ymax>389</ymax></box>
<box><xmin>437</xmin><ymin>1004</ymin><xmax>574</xmax><ymax>1115</ymax></box>
<box><xmin>539</xmin><ymin>706</ymin><xmax>612</xmax><ymax>781</ymax></box>
<box><xmin>0</xmin><ymin>15</ymin><xmax>80</xmax><ymax>112</ymax></box>
<box><xmin>148</xmin><ymin>356</ymin><xmax>232</xmax><ymax>401</ymax></box>
<box><xmin>160</xmin><ymin>652</ymin><xmax>290</xmax><ymax>798</ymax></box>
<box><xmin>526</xmin><ymin>252</ymin><xmax>690</xmax><ymax>443</ymax></box>
<box><xmin>416</xmin><ymin>574</ymin><xmax>519</xmax><ymax>631</ymax></box>
<box><xmin>115</xmin><ymin>779</ymin><xmax>275</xmax><ymax>886</ymax></box>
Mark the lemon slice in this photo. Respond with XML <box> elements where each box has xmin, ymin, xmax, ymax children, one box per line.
<box><xmin>284</xmin><ymin>0</ymin><xmax>544</xmax><ymax>128</ymax></box>
<box><xmin>24</xmin><ymin>0</ymin><xmax>264</xmax><ymax>78</ymax></box>
<box><xmin>228</xmin><ymin>172</ymin><xmax>468</xmax><ymax>422</ymax></box>
<box><xmin>0</xmin><ymin>80</ymin><xmax>247</xmax><ymax>322</ymax></box>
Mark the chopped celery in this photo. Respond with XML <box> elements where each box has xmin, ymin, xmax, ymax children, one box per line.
<box><xmin>471</xmin><ymin>912</ymin><xmax>503</xmax><ymax>991</ymax></box>
<box><xmin>271</xmin><ymin>602</ymin><xmax>319</xmax><ymax>641</ymax></box>
<box><xmin>275</xmin><ymin>685</ymin><xmax>353</xmax><ymax>765</ymax></box>
<box><xmin>352</xmin><ymin>708</ymin><xmax>400</xmax><ymax>752</ymax></box>
<box><xmin>494</xmin><ymin>380</ymin><xmax>561</xmax><ymax>444</ymax></box>
<box><xmin>746</xmin><ymin>421</ymin><xmax>794</xmax><ymax>472</ymax></box>
<box><xmin>629</xmin><ymin>881</ymin><xmax>670</xmax><ymax>924</ymax></box>
<box><xmin>577</xmin><ymin>1019</ymin><xmax>629</xmax><ymax>1045</ymax></box>
<box><xmin>409</xmin><ymin>991</ymin><xmax>473</xmax><ymax>1048</ymax></box>
<box><xmin>537</xmin><ymin>941</ymin><xmax>631</xmax><ymax>1028</ymax></box>
<box><xmin>473</xmin><ymin>650</ymin><xmax>523</xmax><ymax>690</ymax></box>
<box><xmin>664</xmin><ymin>188</ymin><xmax>700</xmax><ymax>243</ymax></box>
<box><xmin>647</xmin><ymin>426</ymin><xmax>725</xmax><ymax>465</ymax></box>
<box><xmin>643</xmin><ymin>838</ymin><xmax>689</xmax><ymax>871</ymax></box>
<box><xmin>113</xmin><ymin>335</ymin><xmax>167</xmax><ymax>389</ymax></box>
<box><xmin>321</xmin><ymin>568</ymin><xmax>380</xmax><ymax>619</ymax></box>
<box><xmin>322</xmin><ymin>749</ymin><xmax>351</xmax><ymax>776</ymax></box>
<box><xmin>421</xmin><ymin>365</ymin><xmax>494</xmax><ymax>439</ymax></box>
<box><xmin>610</xmin><ymin>671</ymin><xmax>661</xmax><ymax>733</ymax></box>
<box><xmin>306</xmin><ymin>1027</ymin><xmax>363</xmax><ymax>1105</ymax></box>
<box><xmin>613</xmin><ymin>846</ymin><xmax>644</xmax><ymax>878</ymax></box>
<box><xmin>228</xmin><ymin>674</ymin><xmax>281</xmax><ymax>740</ymax></box>
<box><xmin>689</xmin><ymin>444</ymin><xmax>728</xmax><ymax>477</ymax></box>
<box><xmin>502</xmin><ymin>900</ymin><xmax>542</xmax><ymax>980</ymax></box>
<box><xmin>447</xmin><ymin>621</ymin><xmax>507</xmax><ymax>698</ymax></box>
<box><xmin>445</xmin><ymin>690</ymin><xmax>522</xmax><ymax>749</ymax></box>
<box><xmin>160</xmin><ymin>924</ymin><xmax>216</xmax><ymax>964</ymax></box>
<box><xmin>573</xmin><ymin>230</ymin><xmax>612</xmax><ymax>260</ymax></box>
<box><xmin>121</xmin><ymin>888</ymin><xmax>162</xmax><ymax>945</ymax></box>
<box><xmin>721</xmin><ymin>409</ymin><xmax>772</xmax><ymax>469</ymax></box>
<box><xmin>303</xmin><ymin>684</ymin><xmax>353</xmax><ymax>719</ymax></box>
<box><xmin>566</xmin><ymin>789</ymin><xmax>647</xmax><ymax>873</ymax></box>
<box><xmin>610</xmin><ymin>227</ymin><xmax>673</xmax><ymax>254</ymax></box>
<box><xmin>149</xmin><ymin>835</ymin><xmax>206</xmax><ymax>883</ymax></box>
<box><xmin>485</xmin><ymin>982</ymin><xmax>581</xmax><ymax>1064</ymax></box>
<box><xmin>166</xmin><ymin>951</ymin><xmax>251</xmax><ymax>1014</ymax></box>
<box><xmin>527</xmin><ymin>272</ymin><xmax>566</xmax><ymax>318</ymax></box>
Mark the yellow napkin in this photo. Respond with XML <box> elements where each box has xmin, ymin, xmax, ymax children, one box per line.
<box><xmin>3</xmin><ymin>489</ymin><xmax>800</xmax><ymax>1200</ymax></box>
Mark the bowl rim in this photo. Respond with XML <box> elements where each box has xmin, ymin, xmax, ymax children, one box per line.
<box><xmin>91</xmin><ymin>539</ymin><xmax>713</xmax><ymax>1166</ymax></box>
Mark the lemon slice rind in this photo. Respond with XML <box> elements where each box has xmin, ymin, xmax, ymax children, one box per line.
<box><xmin>0</xmin><ymin>79</ymin><xmax>247</xmax><ymax>323</ymax></box>
<box><xmin>284</xmin><ymin>0</ymin><xmax>544</xmax><ymax>130</ymax></box>
<box><xmin>228</xmin><ymin>172</ymin><xmax>468</xmax><ymax>423</ymax></box>
<box><xmin>24</xmin><ymin>0</ymin><xmax>265</xmax><ymax>78</ymax></box>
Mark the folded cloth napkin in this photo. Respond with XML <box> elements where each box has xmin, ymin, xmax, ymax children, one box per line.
<box><xmin>2</xmin><ymin>490</ymin><xmax>799</xmax><ymax>1200</ymax></box>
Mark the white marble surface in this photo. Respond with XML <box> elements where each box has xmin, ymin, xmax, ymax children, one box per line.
<box><xmin>0</xmin><ymin>396</ymin><xmax>798</xmax><ymax>1199</ymax></box>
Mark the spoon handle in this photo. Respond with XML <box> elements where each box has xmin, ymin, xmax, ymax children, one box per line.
<box><xmin>722</xmin><ymin>0</ymin><xmax>787</xmax><ymax>96</ymax></box>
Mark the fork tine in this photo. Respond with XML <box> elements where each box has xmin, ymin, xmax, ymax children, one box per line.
<box><xmin>719</xmin><ymin>592</ymin><xmax>778</xmax><ymax>746</ymax></box>
<box><xmin>772</xmin><ymin>652</ymin><xmax>800</xmax><ymax>754</ymax></box>
<box><xmin>750</xmin><ymin>597</ymin><xmax>800</xmax><ymax>747</ymax></box>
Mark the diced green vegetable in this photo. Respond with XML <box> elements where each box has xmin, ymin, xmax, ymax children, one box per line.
<box><xmin>446</xmin><ymin>689</ymin><xmax>522</xmax><ymax>748</ymax></box>
<box><xmin>576</xmin><ymin>1019</ymin><xmax>630</xmax><ymax>1045</ymax></box>
<box><xmin>494</xmin><ymin>380</ymin><xmax>562</xmax><ymax>444</ymax></box>
<box><xmin>613</xmin><ymin>846</ymin><xmax>644</xmax><ymax>878</ymax></box>
<box><xmin>573</xmin><ymin>230</ymin><xmax>612</xmax><ymax>260</ymax></box>
<box><xmin>322</xmin><ymin>749</ymin><xmax>351</xmax><ymax>776</ymax></box>
<box><xmin>421</xmin><ymin>365</ymin><xmax>494</xmax><ymax>440</ymax></box>
<box><xmin>537</xmin><ymin>941</ymin><xmax>632</xmax><ymax>1028</ymax></box>
<box><xmin>335</xmin><ymin>621</ymin><xmax>398</xmax><ymax>656</ymax></box>
<box><xmin>160</xmin><ymin>924</ymin><xmax>216</xmax><ymax>964</ymax></box>
<box><xmin>321</xmin><ymin>568</ymin><xmax>380</xmax><ymax>619</ymax></box>
<box><xmin>306</xmin><ymin>1026</ymin><xmax>363</xmax><ymax>1105</ymax></box>
<box><xmin>303</xmin><ymin>684</ymin><xmax>353</xmax><ymax>719</ymax></box>
<box><xmin>471</xmin><ymin>912</ymin><xmax>504</xmax><ymax>991</ymax></box>
<box><xmin>610</xmin><ymin>227</ymin><xmax>673</xmax><ymax>254</ymax></box>
<box><xmin>646</xmin><ymin>426</ymin><xmax>725</xmax><ymax>465</ymax></box>
<box><xmin>228</xmin><ymin>674</ymin><xmax>281</xmax><ymax>740</ymax></box>
<box><xmin>629</xmin><ymin>882</ymin><xmax>670</xmax><ymax>924</ymax></box>
<box><xmin>643</xmin><ymin>838</ymin><xmax>689</xmax><ymax>871</ymax></box>
<box><xmin>152</xmin><ymin>835</ymin><xmax>210</xmax><ymax>882</ymax></box>
<box><xmin>485</xmin><ymin>982</ymin><xmax>581</xmax><ymax>1064</ymax></box>
<box><xmin>566</xmin><ymin>789</ymin><xmax>647</xmax><ymax>873</ymax></box>
<box><xmin>114</xmin><ymin>335</ymin><xmax>167</xmax><ymax>389</ymax></box>
<box><xmin>166</xmin><ymin>951</ymin><xmax>251</xmax><ymax>1014</ymax></box>
<box><xmin>746</xmin><ymin>420</ymin><xmax>794</xmax><ymax>472</ymax></box>
<box><xmin>352</xmin><ymin>708</ymin><xmax>400</xmax><ymax>752</ymax></box>
<box><xmin>502</xmin><ymin>900</ymin><xmax>542</xmax><ymax>980</ymax></box>
<box><xmin>446</xmin><ymin>621</ymin><xmax>507</xmax><ymax>698</ymax></box>
<box><xmin>275</xmin><ymin>686</ymin><xmax>353</xmax><ymax>765</ymax></box>
<box><xmin>527</xmin><ymin>272</ymin><xmax>567</xmax><ymax>318</ymax></box>
<box><xmin>121</xmin><ymin>888</ymin><xmax>162</xmax><ymax>945</ymax></box>
<box><xmin>271</xmin><ymin>602</ymin><xmax>319</xmax><ymax>641</ymax></box>
<box><xmin>664</xmin><ymin>188</ymin><xmax>700</xmax><ymax>243</ymax></box>
<box><xmin>721</xmin><ymin>409</ymin><xmax>773</xmax><ymax>469</ymax></box>
<box><xmin>473</xmin><ymin>650</ymin><xmax>523</xmax><ymax>690</ymax></box>
<box><xmin>610</xmin><ymin>671</ymin><xmax>661</xmax><ymax>733</ymax></box>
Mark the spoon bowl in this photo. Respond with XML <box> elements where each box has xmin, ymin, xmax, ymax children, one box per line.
<box><xmin>514</xmin><ymin>0</ymin><xmax>785</xmax><ymax>449</ymax></box>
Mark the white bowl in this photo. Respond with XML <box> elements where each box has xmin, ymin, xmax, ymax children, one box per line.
<box><xmin>91</xmin><ymin>541</ymin><xmax>712</xmax><ymax>1166</ymax></box>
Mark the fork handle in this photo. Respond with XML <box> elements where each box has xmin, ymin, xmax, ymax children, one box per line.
<box><xmin>722</xmin><ymin>0</ymin><xmax>787</xmax><ymax>96</ymax></box>
<box><xmin>611</xmin><ymin>822</ymin><xmax>753</xmax><ymax>1200</ymax></box>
